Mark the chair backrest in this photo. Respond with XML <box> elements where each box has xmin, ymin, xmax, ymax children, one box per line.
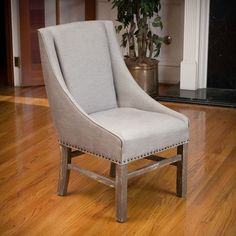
<box><xmin>46</xmin><ymin>21</ymin><xmax>117</xmax><ymax>114</ymax></box>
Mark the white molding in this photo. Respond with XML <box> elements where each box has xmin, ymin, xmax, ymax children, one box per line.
<box><xmin>159</xmin><ymin>65</ymin><xmax>180</xmax><ymax>84</ymax></box>
<box><xmin>11</xmin><ymin>0</ymin><xmax>21</xmax><ymax>86</ymax></box>
<box><xmin>180</xmin><ymin>0</ymin><xmax>201</xmax><ymax>90</ymax></box>
<box><xmin>198</xmin><ymin>0</ymin><xmax>210</xmax><ymax>88</ymax></box>
<box><xmin>180</xmin><ymin>0</ymin><xmax>210</xmax><ymax>90</ymax></box>
<box><xmin>159</xmin><ymin>61</ymin><xmax>181</xmax><ymax>67</ymax></box>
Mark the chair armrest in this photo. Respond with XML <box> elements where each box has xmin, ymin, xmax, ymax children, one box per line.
<box><xmin>117</xmin><ymin>68</ymin><xmax>189</xmax><ymax>126</ymax></box>
<box><xmin>104</xmin><ymin>21</ymin><xmax>189</xmax><ymax>126</ymax></box>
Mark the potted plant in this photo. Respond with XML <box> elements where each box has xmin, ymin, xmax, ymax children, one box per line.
<box><xmin>109</xmin><ymin>0</ymin><xmax>171</xmax><ymax>97</ymax></box>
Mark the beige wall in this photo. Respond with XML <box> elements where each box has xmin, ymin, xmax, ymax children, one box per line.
<box><xmin>96</xmin><ymin>0</ymin><xmax>184</xmax><ymax>84</ymax></box>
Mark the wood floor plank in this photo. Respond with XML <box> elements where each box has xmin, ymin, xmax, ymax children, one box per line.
<box><xmin>0</xmin><ymin>86</ymin><xmax>236</xmax><ymax>235</ymax></box>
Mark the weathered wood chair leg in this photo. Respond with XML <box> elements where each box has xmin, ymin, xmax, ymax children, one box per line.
<box><xmin>57</xmin><ymin>145</ymin><xmax>71</xmax><ymax>196</ymax></box>
<box><xmin>109</xmin><ymin>162</ymin><xmax>116</xmax><ymax>177</ymax></box>
<box><xmin>176</xmin><ymin>143</ymin><xmax>188</xmax><ymax>197</ymax></box>
<box><xmin>115</xmin><ymin>164</ymin><xmax>128</xmax><ymax>223</ymax></box>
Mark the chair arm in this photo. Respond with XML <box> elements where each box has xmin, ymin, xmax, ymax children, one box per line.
<box><xmin>104</xmin><ymin>21</ymin><xmax>189</xmax><ymax>126</ymax></box>
<box><xmin>116</xmin><ymin>72</ymin><xmax>189</xmax><ymax>126</ymax></box>
<box><xmin>49</xmin><ymin>75</ymin><xmax>123</xmax><ymax>162</ymax></box>
<box><xmin>111</xmin><ymin>51</ymin><xmax>189</xmax><ymax>126</ymax></box>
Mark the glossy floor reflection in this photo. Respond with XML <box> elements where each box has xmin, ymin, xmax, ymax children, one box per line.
<box><xmin>0</xmin><ymin>86</ymin><xmax>236</xmax><ymax>235</ymax></box>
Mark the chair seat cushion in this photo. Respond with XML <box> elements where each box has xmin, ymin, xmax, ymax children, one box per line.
<box><xmin>90</xmin><ymin>107</ymin><xmax>189</xmax><ymax>163</ymax></box>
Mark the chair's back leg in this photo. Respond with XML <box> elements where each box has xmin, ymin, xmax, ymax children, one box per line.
<box><xmin>115</xmin><ymin>164</ymin><xmax>128</xmax><ymax>223</ymax></box>
<box><xmin>176</xmin><ymin>143</ymin><xmax>188</xmax><ymax>197</ymax></box>
<box><xmin>57</xmin><ymin>145</ymin><xmax>72</xmax><ymax>196</ymax></box>
<box><xmin>109</xmin><ymin>162</ymin><xmax>116</xmax><ymax>177</ymax></box>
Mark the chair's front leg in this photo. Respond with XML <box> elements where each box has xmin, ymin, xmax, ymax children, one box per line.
<box><xmin>57</xmin><ymin>145</ymin><xmax>72</xmax><ymax>196</ymax></box>
<box><xmin>115</xmin><ymin>164</ymin><xmax>128</xmax><ymax>223</ymax></box>
<box><xmin>109</xmin><ymin>162</ymin><xmax>116</xmax><ymax>177</ymax></box>
<box><xmin>176</xmin><ymin>143</ymin><xmax>188</xmax><ymax>197</ymax></box>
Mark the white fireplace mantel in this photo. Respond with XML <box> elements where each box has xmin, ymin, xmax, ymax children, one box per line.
<box><xmin>180</xmin><ymin>0</ymin><xmax>210</xmax><ymax>90</ymax></box>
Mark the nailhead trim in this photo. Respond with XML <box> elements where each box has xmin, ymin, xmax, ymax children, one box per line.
<box><xmin>58</xmin><ymin>140</ymin><xmax>189</xmax><ymax>165</ymax></box>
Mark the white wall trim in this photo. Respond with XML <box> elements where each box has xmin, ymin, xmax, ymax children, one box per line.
<box><xmin>159</xmin><ymin>65</ymin><xmax>180</xmax><ymax>84</ymax></box>
<box><xmin>198</xmin><ymin>0</ymin><xmax>210</xmax><ymax>88</ymax></box>
<box><xmin>180</xmin><ymin>0</ymin><xmax>210</xmax><ymax>90</ymax></box>
<box><xmin>180</xmin><ymin>0</ymin><xmax>200</xmax><ymax>90</ymax></box>
<box><xmin>11</xmin><ymin>0</ymin><xmax>21</xmax><ymax>86</ymax></box>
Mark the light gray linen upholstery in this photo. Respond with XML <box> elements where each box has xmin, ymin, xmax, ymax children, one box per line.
<box><xmin>53</xmin><ymin>22</ymin><xmax>117</xmax><ymax>114</ymax></box>
<box><xmin>90</xmin><ymin>108</ymin><xmax>188</xmax><ymax>160</ymax></box>
<box><xmin>38</xmin><ymin>21</ymin><xmax>189</xmax><ymax>164</ymax></box>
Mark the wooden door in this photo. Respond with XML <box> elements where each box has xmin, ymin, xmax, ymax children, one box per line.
<box><xmin>19</xmin><ymin>0</ymin><xmax>45</xmax><ymax>86</ymax></box>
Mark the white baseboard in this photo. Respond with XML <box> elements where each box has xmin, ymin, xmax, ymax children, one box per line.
<box><xmin>158</xmin><ymin>65</ymin><xmax>180</xmax><ymax>84</ymax></box>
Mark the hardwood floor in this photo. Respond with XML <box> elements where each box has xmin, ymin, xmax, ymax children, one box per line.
<box><xmin>0</xmin><ymin>86</ymin><xmax>236</xmax><ymax>236</ymax></box>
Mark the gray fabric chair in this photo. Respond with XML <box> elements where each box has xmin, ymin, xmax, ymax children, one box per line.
<box><xmin>38</xmin><ymin>21</ymin><xmax>189</xmax><ymax>223</ymax></box>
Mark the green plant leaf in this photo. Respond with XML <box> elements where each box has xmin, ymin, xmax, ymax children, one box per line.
<box><xmin>152</xmin><ymin>16</ymin><xmax>163</xmax><ymax>29</ymax></box>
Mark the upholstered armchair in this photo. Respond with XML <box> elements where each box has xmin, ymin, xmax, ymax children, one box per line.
<box><xmin>38</xmin><ymin>21</ymin><xmax>189</xmax><ymax>223</ymax></box>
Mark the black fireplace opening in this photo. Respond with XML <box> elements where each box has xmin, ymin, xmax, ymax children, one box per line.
<box><xmin>207</xmin><ymin>0</ymin><xmax>236</xmax><ymax>90</ymax></box>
